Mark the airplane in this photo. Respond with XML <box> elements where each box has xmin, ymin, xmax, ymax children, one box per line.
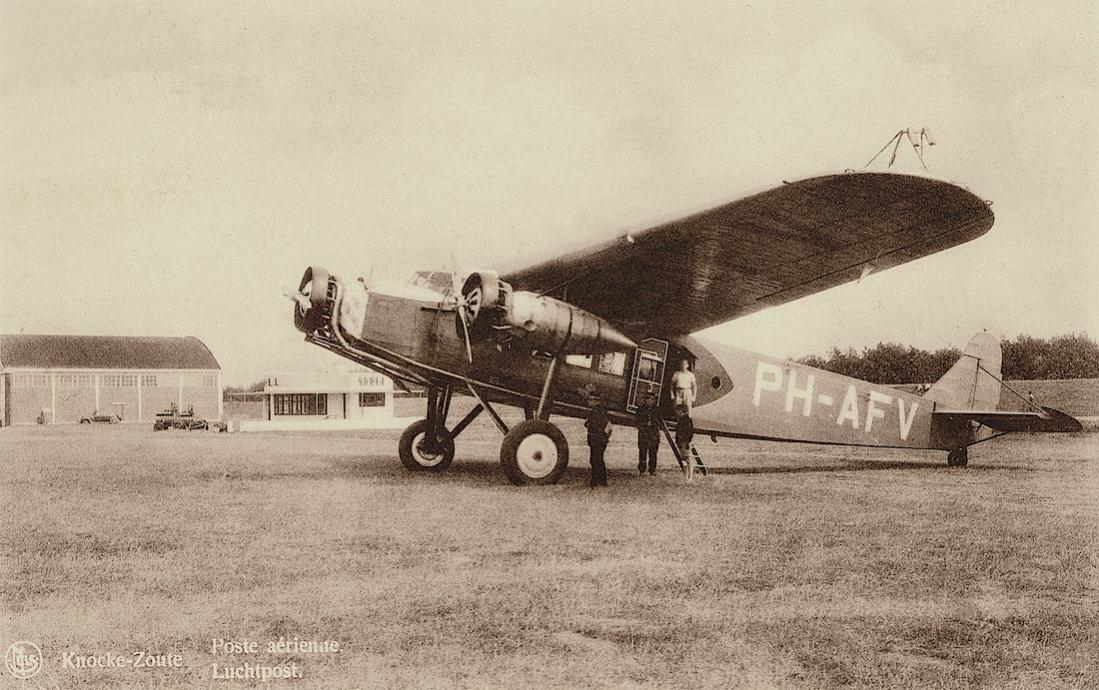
<box><xmin>289</xmin><ymin>172</ymin><xmax>1082</xmax><ymax>484</ymax></box>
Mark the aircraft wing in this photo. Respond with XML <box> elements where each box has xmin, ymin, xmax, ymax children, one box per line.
<box><xmin>932</xmin><ymin>407</ymin><xmax>1083</xmax><ymax>433</ymax></box>
<box><xmin>501</xmin><ymin>172</ymin><xmax>994</xmax><ymax>338</ymax></box>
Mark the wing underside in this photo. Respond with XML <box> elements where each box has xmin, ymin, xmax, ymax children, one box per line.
<box><xmin>502</xmin><ymin>172</ymin><xmax>994</xmax><ymax>338</ymax></box>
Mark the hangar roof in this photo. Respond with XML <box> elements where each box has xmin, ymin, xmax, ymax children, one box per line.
<box><xmin>0</xmin><ymin>334</ymin><xmax>221</xmax><ymax>371</ymax></box>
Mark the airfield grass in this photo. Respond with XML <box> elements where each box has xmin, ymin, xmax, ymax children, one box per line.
<box><xmin>2</xmin><ymin>422</ymin><xmax>1097</xmax><ymax>689</ymax></box>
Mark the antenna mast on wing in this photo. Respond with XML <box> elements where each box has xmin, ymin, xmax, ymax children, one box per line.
<box><xmin>865</xmin><ymin>128</ymin><xmax>936</xmax><ymax>171</ymax></box>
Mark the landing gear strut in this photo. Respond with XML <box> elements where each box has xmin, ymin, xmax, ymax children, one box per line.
<box><xmin>946</xmin><ymin>448</ymin><xmax>969</xmax><ymax>467</ymax></box>
<box><xmin>399</xmin><ymin>385</ymin><xmax>477</xmax><ymax>472</ymax></box>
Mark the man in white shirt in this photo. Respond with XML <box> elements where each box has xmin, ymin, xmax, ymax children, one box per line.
<box><xmin>670</xmin><ymin>359</ymin><xmax>697</xmax><ymax>414</ymax></box>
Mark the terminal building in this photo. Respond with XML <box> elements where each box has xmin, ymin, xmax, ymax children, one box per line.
<box><xmin>0</xmin><ymin>334</ymin><xmax>222</xmax><ymax>425</ymax></box>
<box><xmin>236</xmin><ymin>371</ymin><xmax>407</xmax><ymax>431</ymax></box>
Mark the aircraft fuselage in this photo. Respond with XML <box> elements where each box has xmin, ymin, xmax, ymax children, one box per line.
<box><xmin>301</xmin><ymin>273</ymin><xmax>969</xmax><ymax>453</ymax></box>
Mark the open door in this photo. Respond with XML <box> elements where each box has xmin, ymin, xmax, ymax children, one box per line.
<box><xmin>626</xmin><ymin>338</ymin><xmax>668</xmax><ymax>413</ymax></box>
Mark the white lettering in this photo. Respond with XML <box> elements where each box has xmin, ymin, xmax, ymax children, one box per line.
<box><xmin>211</xmin><ymin>638</ymin><xmax>258</xmax><ymax>655</ymax></box>
<box><xmin>897</xmin><ymin>398</ymin><xmax>919</xmax><ymax>440</ymax></box>
<box><xmin>865</xmin><ymin>391</ymin><xmax>892</xmax><ymax>433</ymax></box>
<box><xmin>211</xmin><ymin>662</ymin><xmax>303</xmax><ymax>681</ymax></box>
<box><xmin>753</xmin><ymin>362</ymin><xmax>783</xmax><ymax>406</ymax></box>
<box><xmin>785</xmin><ymin>371</ymin><xmax>815</xmax><ymax>417</ymax></box>
<box><xmin>836</xmin><ymin>385</ymin><xmax>860</xmax><ymax>428</ymax></box>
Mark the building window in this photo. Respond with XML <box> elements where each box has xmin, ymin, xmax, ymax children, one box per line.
<box><xmin>359</xmin><ymin>392</ymin><xmax>386</xmax><ymax>407</ymax></box>
<box><xmin>598</xmin><ymin>352</ymin><xmax>627</xmax><ymax>376</ymax></box>
<box><xmin>273</xmin><ymin>394</ymin><xmax>328</xmax><ymax>416</ymax></box>
<box><xmin>58</xmin><ymin>374</ymin><xmax>93</xmax><ymax>387</ymax></box>
<box><xmin>119</xmin><ymin>375</ymin><xmax>136</xmax><ymax>387</ymax></box>
<box><xmin>101</xmin><ymin>375</ymin><xmax>121</xmax><ymax>387</ymax></box>
<box><xmin>565</xmin><ymin>354</ymin><xmax>593</xmax><ymax>368</ymax></box>
<box><xmin>203</xmin><ymin>374</ymin><xmax>218</xmax><ymax>387</ymax></box>
<box><xmin>141</xmin><ymin>374</ymin><xmax>158</xmax><ymax>387</ymax></box>
<box><xmin>14</xmin><ymin>374</ymin><xmax>49</xmax><ymax>387</ymax></box>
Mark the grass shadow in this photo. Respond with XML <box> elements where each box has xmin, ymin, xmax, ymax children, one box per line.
<box><xmin>704</xmin><ymin>459</ymin><xmax>1032</xmax><ymax>475</ymax></box>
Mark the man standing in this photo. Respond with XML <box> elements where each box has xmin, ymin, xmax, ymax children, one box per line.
<box><xmin>584</xmin><ymin>396</ymin><xmax>611</xmax><ymax>487</ymax></box>
<box><xmin>675</xmin><ymin>404</ymin><xmax>695</xmax><ymax>481</ymax></box>
<box><xmin>635</xmin><ymin>403</ymin><xmax>660</xmax><ymax>476</ymax></box>
<box><xmin>670</xmin><ymin>359</ymin><xmax>697</xmax><ymax>414</ymax></box>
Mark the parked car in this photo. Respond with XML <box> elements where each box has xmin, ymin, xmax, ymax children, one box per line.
<box><xmin>80</xmin><ymin>411</ymin><xmax>120</xmax><ymax>424</ymax></box>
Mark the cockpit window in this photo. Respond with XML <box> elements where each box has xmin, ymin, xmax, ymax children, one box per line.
<box><xmin>407</xmin><ymin>271</ymin><xmax>454</xmax><ymax>294</ymax></box>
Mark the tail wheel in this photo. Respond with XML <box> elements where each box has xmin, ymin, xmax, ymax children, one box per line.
<box><xmin>399</xmin><ymin>420</ymin><xmax>455</xmax><ymax>472</ymax></box>
<box><xmin>500</xmin><ymin>419</ymin><xmax>569</xmax><ymax>485</ymax></box>
<box><xmin>947</xmin><ymin>449</ymin><xmax>969</xmax><ymax>467</ymax></box>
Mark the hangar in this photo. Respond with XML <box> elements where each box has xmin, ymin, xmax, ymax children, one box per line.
<box><xmin>0</xmin><ymin>334</ymin><xmax>222</xmax><ymax>425</ymax></box>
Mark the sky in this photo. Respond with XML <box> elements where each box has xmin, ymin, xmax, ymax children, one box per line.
<box><xmin>2</xmin><ymin>1</ymin><xmax>1096</xmax><ymax>385</ymax></box>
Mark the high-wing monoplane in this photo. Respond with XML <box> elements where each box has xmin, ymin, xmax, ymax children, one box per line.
<box><xmin>290</xmin><ymin>172</ymin><xmax>1081</xmax><ymax>484</ymax></box>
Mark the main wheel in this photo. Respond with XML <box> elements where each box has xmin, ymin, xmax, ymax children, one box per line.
<box><xmin>399</xmin><ymin>420</ymin><xmax>455</xmax><ymax>472</ymax></box>
<box><xmin>947</xmin><ymin>448</ymin><xmax>969</xmax><ymax>467</ymax></box>
<box><xmin>500</xmin><ymin>419</ymin><xmax>569</xmax><ymax>485</ymax></box>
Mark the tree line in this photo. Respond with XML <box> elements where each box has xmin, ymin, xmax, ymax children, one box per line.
<box><xmin>797</xmin><ymin>333</ymin><xmax>1099</xmax><ymax>384</ymax></box>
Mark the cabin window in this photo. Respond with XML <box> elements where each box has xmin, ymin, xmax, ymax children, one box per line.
<box><xmin>598</xmin><ymin>352</ymin><xmax>627</xmax><ymax>376</ymax></box>
<box><xmin>636</xmin><ymin>357</ymin><xmax>660</xmax><ymax>382</ymax></box>
<box><xmin>711</xmin><ymin>376</ymin><xmax>723</xmax><ymax>390</ymax></box>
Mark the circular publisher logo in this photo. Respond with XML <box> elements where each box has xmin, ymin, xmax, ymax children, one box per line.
<box><xmin>5</xmin><ymin>641</ymin><xmax>43</xmax><ymax>680</ymax></box>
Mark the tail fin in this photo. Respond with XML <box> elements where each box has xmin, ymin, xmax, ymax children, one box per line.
<box><xmin>924</xmin><ymin>332</ymin><xmax>1002</xmax><ymax>410</ymax></box>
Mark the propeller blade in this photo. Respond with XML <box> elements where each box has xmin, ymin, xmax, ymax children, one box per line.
<box><xmin>458</xmin><ymin>306</ymin><xmax>473</xmax><ymax>363</ymax></box>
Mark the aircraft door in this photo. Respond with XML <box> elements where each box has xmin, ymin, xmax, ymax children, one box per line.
<box><xmin>626</xmin><ymin>338</ymin><xmax>669</xmax><ymax>413</ymax></box>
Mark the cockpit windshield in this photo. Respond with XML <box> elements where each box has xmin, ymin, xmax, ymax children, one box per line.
<box><xmin>406</xmin><ymin>271</ymin><xmax>455</xmax><ymax>301</ymax></box>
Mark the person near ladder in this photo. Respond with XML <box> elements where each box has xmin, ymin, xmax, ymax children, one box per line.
<box><xmin>635</xmin><ymin>402</ymin><xmax>660</xmax><ymax>476</ymax></box>
<box><xmin>675</xmin><ymin>404</ymin><xmax>696</xmax><ymax>480</ymax></box>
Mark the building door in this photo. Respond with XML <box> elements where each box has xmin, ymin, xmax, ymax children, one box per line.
<box><xmin>626</xmin><ymin>338</ymin><xmax>668</xmax><ymax>413</ymax></box>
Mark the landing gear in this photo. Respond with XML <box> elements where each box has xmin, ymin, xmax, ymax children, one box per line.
<box><xmin>500</xmin><ymin>419</ymin><xmax>569</xmax><ymax>485</ymax></box>
<box><xmin>399</xmin><ymin>420</ymin><xmax>455</xmax><ymax>471</ymax></box>
<box><xmin>947</xmin><ymin>448</ymin><xmax>969</xmax><ymax>467</ymax></box>
<box><xmin>399</xmin><ymin>385</ymin><xmax>466</xmax><ymax>473</ymax></box>
<box><xmin>399</xmin><ymin>356</ymin><xmax>574</xmax><ymax>485</ymax></box>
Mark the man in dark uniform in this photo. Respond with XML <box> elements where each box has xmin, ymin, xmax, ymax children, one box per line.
<box><xmin>674</xmin><ymin>404</ymin><xmax>695</xmax><ymax>481</ymax></box>
<box><xmin>584</xmin><ymin>396</ymin><xmax>611</xmax><ymax>487</ymax></box>
<box><xmin>635</xmin><ymin>403</ymin><xmax>660</xmax><ymax>476</ymax></box>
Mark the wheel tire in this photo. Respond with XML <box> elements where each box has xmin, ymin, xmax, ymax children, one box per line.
<box><xmin>500</xmin><ymin>419</ymin><xmax>569</xmax><ymax>485</ymax></box>
<box><xmin>947</xmin><ymin>449</ymin><xmax>969</xmax><ymax>467</ymax></box>
<box><xmin>399</xmin><ymin>419</ymin><xmax>455</xmax><ymax>472</ymax></box>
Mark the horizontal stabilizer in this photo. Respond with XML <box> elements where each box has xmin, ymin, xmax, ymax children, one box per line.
<box><xmin>932</xmin><ymin>406</ymin><xmax>1083</xmax><ymax>433</ymax></box>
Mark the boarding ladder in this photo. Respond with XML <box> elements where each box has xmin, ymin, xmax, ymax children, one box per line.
<box><xmin>657</xmin><ymin>417</ymin><xmax>707</xmax><ymax>476</ymax></box>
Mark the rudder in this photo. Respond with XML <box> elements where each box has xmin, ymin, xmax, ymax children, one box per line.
<box><xmin>924</xmin><ymin>332</ymin><xmax>1002</xmax><ymax>410</ymax></box>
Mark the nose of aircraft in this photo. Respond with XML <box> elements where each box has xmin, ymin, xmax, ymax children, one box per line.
<box><xmin>292</xmin><ymin>266</ymin><xmax>333</xmax><ymax>334</ymax></box>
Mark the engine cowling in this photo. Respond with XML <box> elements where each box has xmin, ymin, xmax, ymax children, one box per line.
<box><xmin>457</xmin><ymin>274</ymin><xmax>636</xmax><ymax>355</ymax></box>
<box><xmin>293</xmin><ymin>266</ymin><xmax>335</xmax><ymax>335</ymax></box>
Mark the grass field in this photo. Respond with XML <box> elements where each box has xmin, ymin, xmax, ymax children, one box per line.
<box><xmin>2</xmin><ymin>422</ymin><xmax>1097</xmax><ymax>689</ymax></box>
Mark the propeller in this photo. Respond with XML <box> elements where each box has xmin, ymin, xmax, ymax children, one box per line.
<box><xmin>290</xmin><ymin>266</ymin><xmax>330</xmax><ymax>334</ymax></box>
<box><xmin>452</xmin><ymin>270</ymin><xmax>475</xmax><ymax>363</ymax></box>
